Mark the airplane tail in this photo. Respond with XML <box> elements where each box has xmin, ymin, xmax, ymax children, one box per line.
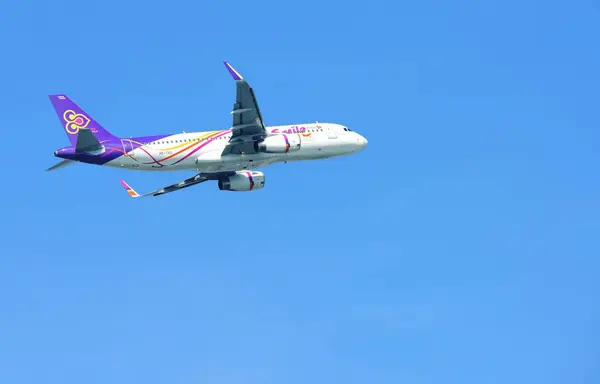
<box><xmin>48</xmin><ymin>94</ymin><xmax>118</xmax><ymax>146</ymax></box>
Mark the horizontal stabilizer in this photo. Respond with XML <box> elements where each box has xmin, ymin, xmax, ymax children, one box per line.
<box><xmin>76</xmin><ymin>128</ymin><xmax>103</xmax><ymax>152</ymax></box>
<box><xmin>45</xmin><ymin>159</ymin><xmax>75</xmax><ymax>171</ymax></box>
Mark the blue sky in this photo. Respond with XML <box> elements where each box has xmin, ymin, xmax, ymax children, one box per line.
<box><xmin>1</xmin><ymin>0</ymin><xmax>599</xmax><ymax>383</ymax></box>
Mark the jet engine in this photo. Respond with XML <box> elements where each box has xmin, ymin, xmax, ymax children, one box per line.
<box><xmin>218</xmin><ymin>171</ymin><xmax>265</xmax><ymax>192</ymax></box>
<box><xmin>255</xmin><ymin>134</ymin><xmax>301</xmax><ymax>153</ymax></box>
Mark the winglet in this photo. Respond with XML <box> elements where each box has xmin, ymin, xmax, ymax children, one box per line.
<box><xmin>223</xmin><ymin>61</ymin><xmax>243</xmax><ymax>81</ymax></box>
<box><xmin>120</xmin><ymin>180</ymin><xmax>140</xmax><ymax>198</ymax></box>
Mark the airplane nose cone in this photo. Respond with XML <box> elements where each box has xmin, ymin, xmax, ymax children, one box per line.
<box><xmin>358</xmin><ymin>135</ymin><xmax>368</xmax><ymax>148</ymax></box>
<box><xmin>353</xmin><ymin>134</ymin><xmax>368</xmax><ymax>152</ymax></box>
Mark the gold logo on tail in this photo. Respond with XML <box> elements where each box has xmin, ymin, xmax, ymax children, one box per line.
<box><xmin>63</xmin><ymin>110</ymin><xmax>90</xmax><ymax>135</ymax></box>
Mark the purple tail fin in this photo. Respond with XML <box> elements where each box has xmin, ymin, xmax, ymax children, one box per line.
<box><xmin>49</xmin><ymin>94</ymin><xmax>118</xmax><ymax>146</ymax></box>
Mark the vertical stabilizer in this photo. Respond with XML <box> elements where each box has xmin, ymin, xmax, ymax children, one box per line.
<box><xmin>48</xmin><ymin>95</ymin><xmax>118</xmax><ymax>146</ymax></box>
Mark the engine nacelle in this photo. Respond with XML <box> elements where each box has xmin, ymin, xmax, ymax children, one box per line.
<box><xmin>218</xmin><ymin>171</ymin><xmax>265</xmax><ymax>192</ymax></box>
<box><xmin>255</xmin><ymin>134</ymin><xmax>301</xmax><ymax>153</ymax></box>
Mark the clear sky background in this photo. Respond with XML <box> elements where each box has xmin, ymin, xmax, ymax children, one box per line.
<box><xmin>1</xmin><ymin>0</ymin><xmax>598</xmax><ymax>383</ymax></box>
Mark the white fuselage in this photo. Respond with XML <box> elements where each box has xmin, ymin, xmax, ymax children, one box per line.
<box><xmin>108</xmin><ymin>123</ymin><xmax>367</xmax><ymax>172</ymax></box>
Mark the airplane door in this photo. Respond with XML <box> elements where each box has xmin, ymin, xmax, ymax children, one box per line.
<box><xmin>328</xmin><ymin>125</ymin><xmax>338</xmax><ymax>139</ymax></box>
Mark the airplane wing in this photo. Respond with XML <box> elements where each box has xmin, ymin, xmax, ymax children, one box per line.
<box><xmin>221</xmin><ymin>62</ymin><xmax>268</xmax><ymax>155</ymax></box>
<box><xmin>120</xmin><ymin>174</ymin><xmax>210</xmax><ymax>198</ymax></box>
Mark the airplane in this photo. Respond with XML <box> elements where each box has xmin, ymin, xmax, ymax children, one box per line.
<box><xmin>47</xmin><ymin>62</ymin><xmax>368</xmax><ymax>197</ymax></box>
